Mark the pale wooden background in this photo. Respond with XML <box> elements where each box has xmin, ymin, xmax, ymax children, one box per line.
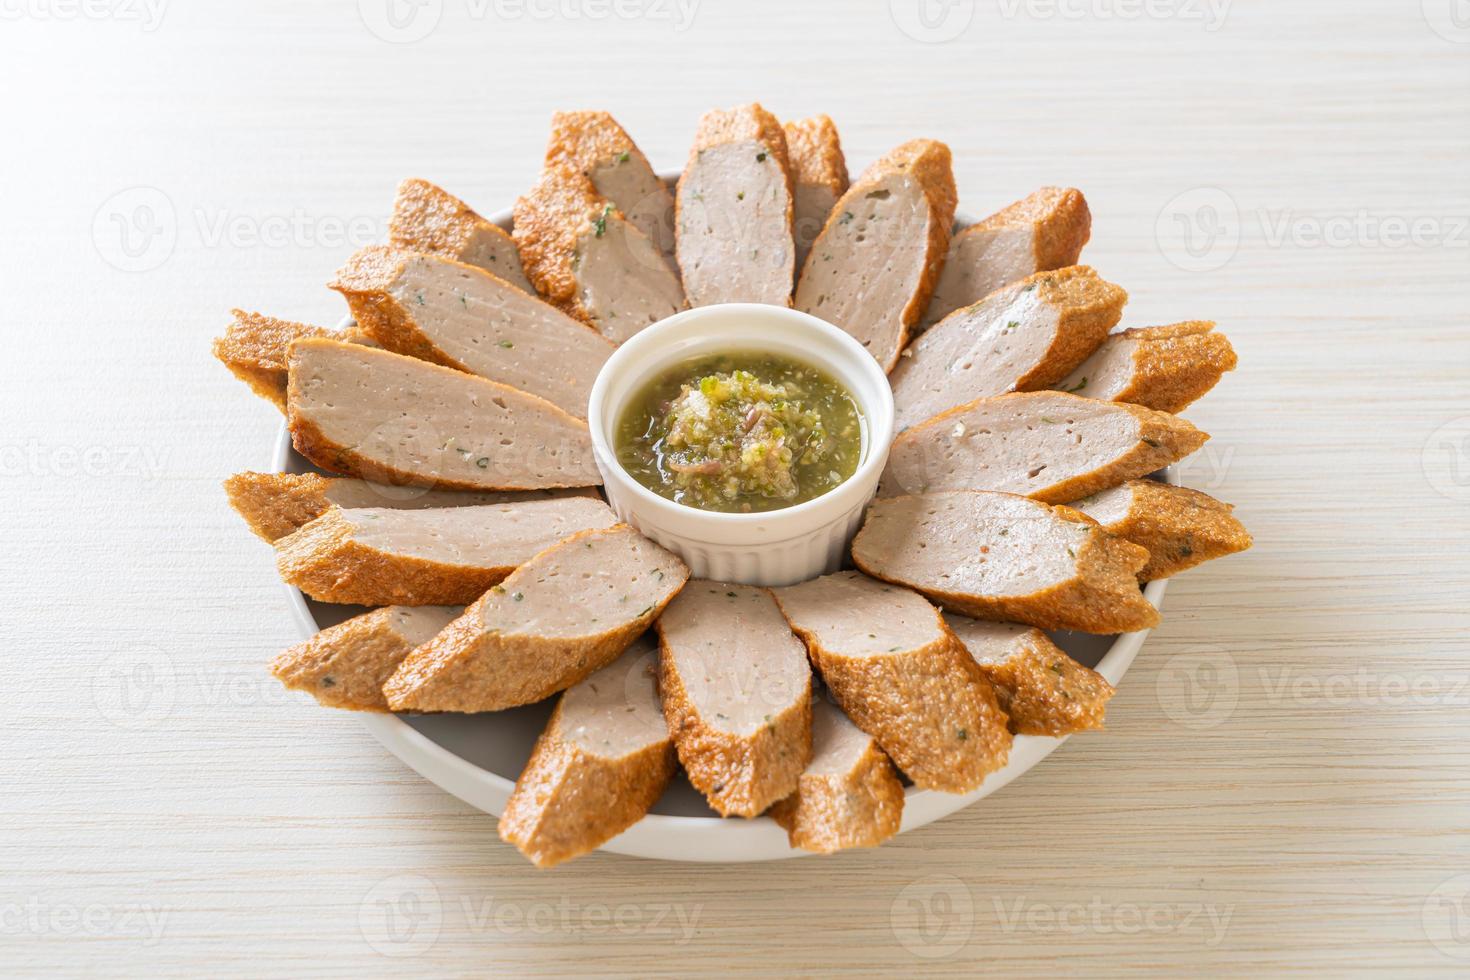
<box><xmin>4</xmin><ymin>0</ymin><xmax>1469</xmax><ymax>975</ymax></box>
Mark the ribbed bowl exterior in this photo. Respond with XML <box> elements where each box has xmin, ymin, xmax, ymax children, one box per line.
<box><xmin>601</xmin><ymin>479</ymin><xmax>872</xmax><ymax>587</ymax></box>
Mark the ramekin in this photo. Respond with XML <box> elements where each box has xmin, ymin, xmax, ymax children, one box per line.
<box><xmin>586</xmin><ymin>302</ymin><xmax>895</xmax><ymax>587</ymax></box>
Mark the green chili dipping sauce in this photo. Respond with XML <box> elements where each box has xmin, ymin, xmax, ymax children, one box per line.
<box><xmin>615</xmin><ymin>352</ymin><xmax>864</xmax><ymax>513</ymax></box>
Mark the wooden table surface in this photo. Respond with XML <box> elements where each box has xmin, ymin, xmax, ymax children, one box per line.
<box><xmin>4</xmin><ymin>1</ymin><xmax>1468</xmax><ymax>975</ymax></box>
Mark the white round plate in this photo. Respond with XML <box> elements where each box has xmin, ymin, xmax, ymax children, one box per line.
<box><xmin>275</xmin><ymin>179</ymin><xmax>1171</xmax><ymax>862</ymax></box>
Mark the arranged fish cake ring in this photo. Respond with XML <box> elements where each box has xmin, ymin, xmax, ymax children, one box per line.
<box><xmin>245</xmin><ymin>141</ymin><xmax>1251</xmax><ymax>863</ymax></box>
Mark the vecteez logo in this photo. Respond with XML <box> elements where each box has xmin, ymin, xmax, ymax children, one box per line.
<box><xmin>92</xmin><ymin>186</ymin><xmax>177</xmax><ymax>273</ymax></box>
<box><xmin>1155</xmin><ymin>186</ymin><xmax>1240</xmax><ymax>273</ymax></box>
<box><xmin>1423</xmin><ymin>417</ymin><xmax>1470</xmax><ymax>503</ymax></box>
<box><xmin>0</xmin><ymin>0</ymin><xmax>169</xmax><ymax>31</ymax></box>
<box><xmin>994</xmin><ymin>0</ymin><xmax>1231</xmax><ymax>31</ymax></box>
<box><xmin>889</xmin><ymin>874</ymin><xmax>975</xmax><ymax>958</ymax></box>
<box><xmin>1155</xmin><ymin>647</ymin><xmax>1238</xmax><ymax>730</ymax></box>
<box><xmin>359</xmin><ymin>875</ymin><xmax>443</xmax><ymax>957</ymax></box>
<box><xmin>890</xmin><ymin>0</ymin><xmax>975</xmax><ymax>43</ymax></box>
<box><xmin>1422</xmin><ymin>0</ymin><xmax>1470</xmax><ymax>43</ymax></box>
<box><xmin>359</xmin><ymin>0</ymin><xmax>444</xmax><ymax>43</ymax></box>
<box><xmin>359</xmin><ymin>0</ymin><xmax>701</xmax><ymax>40</ymax></box>
<box><xmin>93</xmin><ymin>646</ymin><xmax>176</xmax><ymax>730</ymax></box>
<box><xmin>1425</xmin><ymin>874</ymin><xmax>1470</xmax><ymax>961</ymax></box>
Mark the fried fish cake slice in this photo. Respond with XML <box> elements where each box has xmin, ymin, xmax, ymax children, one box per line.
<box><xmin>498</xmin><ymin>638</ymin><xmax>676</xmax><ymax>868</ymax></box>
<box><xmin>947</xmin><ymin>616</ymin><xmax>1114</xmax><ymax>736</ymax></box>
<box><xmin>769</xmin><ymin>698</ymin><xmax>904</xmax><ymax>853</ymax></box>
<box><xmin>1070</xmin><ymin>479</ymin><xmax>1252</xmax><ymax>581</ymax></box>
<box><xmin>773</xmin><ymin>571</ymin><xmax>1011</xmax><ymax>793</ymax></box>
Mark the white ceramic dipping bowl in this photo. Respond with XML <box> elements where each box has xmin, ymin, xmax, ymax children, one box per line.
<box><xmin>586</xmin><ymin>302</ymin><xmax>895</xmax><ymax>587</ymax></box>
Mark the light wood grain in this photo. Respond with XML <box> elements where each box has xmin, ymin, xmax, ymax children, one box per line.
<box><xmin>3</xmin><ymin>1</ymin><xmax>1469</xmax><ymax>975</ymax></box>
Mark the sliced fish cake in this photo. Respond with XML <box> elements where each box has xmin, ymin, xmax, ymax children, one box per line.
<box><xmin>286</xmin><ymin>338</ymin><xmax>599</xmax><ymax>491</ymax></box>
<box><xmin>1055</xmin><ymin>321</ymin><xmax>1238</xmax><ymax>413</ymax></box>
<box><xmin>947</xmin><ymin>616</ymin><xmax>1114</xmax><ymax>736</ymax></box>
<box><xmin>514</xmin><ymin>166</ymin><xmax>686</xmax><ymax>342</ymax></box>
<box><xmin>1071</xmin><ymin>479</ymin><xmax>1252</xmax><ymax>581</ymax></box>
<box><xmin>224</xmin><ymin>471</ymin><xmax>592</xmax><ymax>543</ymax></box>
<box><xmin>654</xmin><ymin>582</ymin><xmax>812</xmax><ymax>817</ymax></box>
<box><xmin>773</xmin><ymin>571</ymin><xmax>1011</xmax><ymax>793</ymax></box>
<box><xmin>498</xmin><ymin>638</ymin><xmax>676</xmax><ymax>868</ymax></box>
<box><xmin>213</xmin><ymin>309</ymin><xmax>372</xmax><ymax>411</ymax></box>
<box><xmin>783</xmin><ymin>115</ymin><xmax>849</xmax><ymax>273</ymax></box>
<box><xmin>270</xmin><ymin>605</ymin><xmax>461</xmax><ymax>711</ymax></box>
<box><xmin>852</xmin><ymin>491</ymin><xmax>1158</xmax><ymax>633</ymax></box>
<box><xmin>890</xmin><ymin>265</ymin><xmax>1127</xmax><ymax>430</ymax></box>
<box><xmin>676</xmin><ymin>102</ymin><xmax>796</xmax><ymax>307</ymax></box>
<box><xmin>795</xmin><ymin>139</ymin><xmax>956</xmax><ymax>372</ymax></box>
<box><xmin>768</xmin><ymin>698</ymin><xmax>904</xmax><ymax>854</ymax></box>
<box><xmin>882</xmin><ymin>390</ymin><xmax>1209</xmax><ymax>504</ymax></box>
<box><xmin>389</xmin><ymin>178</ymin><xmax>533</xmax><ymax>292</ymax></box>
<box><xmin>922</xmin><ymin>187</ymin><xmax>1092</xmax><ymax>328</ymax></box>
<box><xmin>384</xmin><ymin>526</ymin><xmax>689</xmax><ymax>712</ymax></box>
<box><xmin>545</xmin><ymin>110</ymin><xmax>677</xmax><ymax>264</ymax></box>
<box><xmin>330</xmin><ymin>246</ymin><xmax>612</xmax><ymax>418</ymax></box>
<box><xmin>274</xmin><ymin>497</ymin><xmax>618</xmax><ymax>606</ymax></box>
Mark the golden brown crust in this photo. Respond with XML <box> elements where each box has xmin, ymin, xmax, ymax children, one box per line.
<box><xmin>1115</xmin><ymin>322</ymin><xmax>1238</xmax><ymax>413</ymax></box>
<box><xmin>226</xmin><ymin>471</ymin><xmax>595</xmax><ymax>543</ymax></box>
<box><xmin>653</xmin><ymin>630</ymin><xmax>811</xmax><ymax>818</ymax></box>
<box><xmin>812</xmin><ymin>632</ymin><xmax>1010</xmax><ymax>794</ymax></box>
<box><xmin>225</xmin><ymin>471</ymin><xmax>335</xmax><ymax>542</ymax></box>
<box><xmin>851</xmin><ymin>494</ymin><xmax>1160</xmax><ymax>634</ymax></box>
<box><xmin>895</xmin><ymin>267</ymin><xmax>1127</xmax><ymax>427</ymax></box>
<box><xmin>390</xmin><ymin>179</ymin><xmax>478</xmax><ymax>254</ymax></box>
<box><xmin>953</xmin><ymin>623</ymin><xmax>1115</xmax><ymax>735</ymax></box>
<box><xmin>383</xmin><ymin>527</ymin><xmax>689</xmax><ymax>712</ymax></box>
<box><xmin>498</xmin><ymin>700</ymin><xmax>676</xmax><ymax>868</ymax></box>
<box><xmin>986</xmin><ymin>647</ymin><xmax>1113</xmax><ymax>735</ymax></box>
<box><xmin>1077</xmin><ymin>403</ymin><xmax>1213</xmax><ymax>503</ymax></box>
<box><xmin>768</xmin><ymin>737</ymin><xmax>904</xmax><ymax>853</ymax></box>
<box><xmin>808</xmin><ymin>139</ymin><xmax>956</xmax><ymax>370</ymax></box>
<box><xmin>387</xmin><ymin>178</ymin><xmax>523</xmax><ymax>279</ymax></box>
<box><xmin>544</xmin><ymin>110</ymin><xmax>679</xmax><ymax>270</ymax></box>
<box><xmin>970</xmin><ymin>186</ymin><xmax>1092</xmax><ymax>273</ymax></box>
<box><xmin>329</xmin><ymin>245</ymin><xmax>435</xmax><ymax>362</ymax></box>
<box><xmin>273</xmin><ymin>508</ymin><xmax>512</xmax><ymax>606</ymax></box>
<box><xmin>1120</xmin><ymin>319</ymin><xmax>1216</xmax><ymax>341</ymax></box>
<box><xmin>686</xmin><ymin>102</ymin><xmax>793</xmax><ymax>177</ymax></box>
<box><xmin>1010</xmin><ymin>265</ymin><xmax>1129</xmax><ymax>390</ymax></box>
<box><xmin>327</xmin><ymin>242</ymin><xmax>405</xmax><ymax>296</ymax></box>
<box><xmin>918</xmin><ymin>189</ymin><xmax>1095</xmax><ymax>331</ymax></box>
<box><xmin>1082</xmin><ymin>480</ymin><xmax>1252</xmax><ymax>580</ymax></box>
<box><xmin>212</xmin><ymin>310</ymin><xmax>338</xmax><ymax>411</ymax></box>
<box><xmin>855</xmin><ymin>139</ymin><xmax>958</xmax><ymax>217</ymax></box>
<box><xmin>270</xmin><ymin>607</ymin><xmax>430</xmax><ymax>712</ymax></box>
<box><xmin>512</xmin><ymin>166</ymin><xmax>610</xmax><ymax>325</ymax></box>
<box><xmin>782</xmin><ymin>115</ymin><xmax>849</xmax><ymax>196</ymax></box>
<box><xmin>282</xmin><ymin>410</ymin><xmax>368</xmax><ymax>484</ymax></box>
<box><xmin>285</xmin><ymin>412</ymin><xmax>470</xmax><ymax>491</ymax></box>
<box><xmin>385</xmin><ymin>608</ymin><xmax>644</xmax><ymax>712</ymax></box>
<box><xmin>329</xmin><ymin>245</ymin><xmax>542</xmax><ymax>372</ymax></box>
<box><xmin>772</xmin><ymin>595</ymin><xmax>1011</xmax><ymax>794</ymax></box>
<box><xmin>544</xmin><ymin>110</ymin><xmax>645</xmax><ymax>176</ymax></box>
<box><xmin>332</xmin><ymin>245</ymin><xmax>537</xmax><ymax>368</ymax></box>
<box><xmin>892</xmin><ymin>390</ymin><xmax>1209</xmax><ymax>505</ymax></box>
